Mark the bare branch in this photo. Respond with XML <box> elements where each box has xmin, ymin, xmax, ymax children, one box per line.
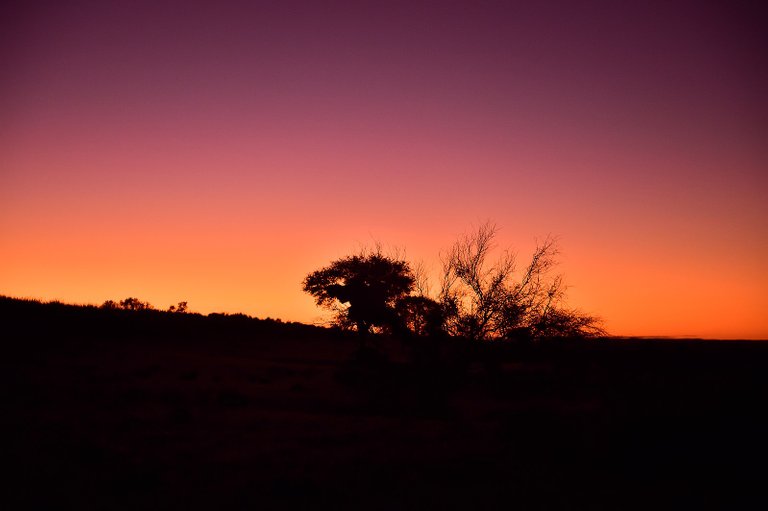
<box><xmin>436</xmin><ymin>224</ymin><xmax>602</xmax><ymax>340</ymax></box>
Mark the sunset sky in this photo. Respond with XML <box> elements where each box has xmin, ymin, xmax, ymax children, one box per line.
<box><xmin>2</xmin><ymin>1</ymin><xmax>766</xmax><ymax>339</ymax></box>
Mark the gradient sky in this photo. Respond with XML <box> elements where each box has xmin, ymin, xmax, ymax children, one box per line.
<box><xmin>2</xmin><ymin>0</ymin><xmax>766</xmax><ymax>338</ymax></box>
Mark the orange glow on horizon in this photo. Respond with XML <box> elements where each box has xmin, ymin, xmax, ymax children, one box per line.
<box><xmin>2</xmin><ymin>208</ymin><xmax>766</xmax><ymax>339</ymax></box>
<box><xmin>2</xmin><ymin>2</ymin><xmax>766</xmax><ymax>339</ymax></box>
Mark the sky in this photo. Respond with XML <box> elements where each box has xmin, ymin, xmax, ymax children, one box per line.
<box><xmin>2</xmin><ymin>0</ymin><xmax>766</xmax><ymax>339</ymax></box>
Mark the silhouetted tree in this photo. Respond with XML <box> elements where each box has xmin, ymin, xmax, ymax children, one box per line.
<box><xmin>439</xmin><ymin>222</ymin><xmax>604</xmax><ymax>340</ymax></box>
<box><xmin>394</xmin><ymin>295</ymin><xmax>445</xmax><ymax>338</ymax></box>
<box><xmin>168</xmin><ymin>301</ymin><xmax>188</xmax><ymax>313</ymax></box>
<box><xmin>118</xmin><ymin>297</ymin><xmax>153</xmax><ymax>311</ymax></box>
<box><xmin>303</xmin><ymin>249</ymin><xmax>415</xmax><ymax>340</ymax></box>
<box><xmin>100</xmin><ymin>300</ymin><xmax>119</xmax><ymax>310</ymax></box>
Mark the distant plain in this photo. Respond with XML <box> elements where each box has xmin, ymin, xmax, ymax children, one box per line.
<box><xmin>3</xmin><ymin>297</ymin><xmax>766</xmax><ymax>510</ymax></box>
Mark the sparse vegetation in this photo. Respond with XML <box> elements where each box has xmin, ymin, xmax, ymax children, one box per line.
<box><xmin>101</xmin><ymin>297</ymin><xmax>190</xmax><ymax>314</ymax></box>
<box><xmin>101</xmin><ymin>297</ymin><xmax>154</xmax><ymax>311</ymax></box>
<box><xmin>3</xmin><ymin>294</ymin><xmax>766</xmax><ymax>510</ymax></box>
<box><xmin>168</xmin><ymin>301</ymin><xmax>188</xmax><ymax>313</ymax></box>
<box><xmin>438</xmin><ymin>222</ymin><xmax>605</xmax><ymax>340</ymax></box>
<box><xmin>303</xmin><ymin>222</ymin><xmax>605</xmax><ymax>342</ymax></box>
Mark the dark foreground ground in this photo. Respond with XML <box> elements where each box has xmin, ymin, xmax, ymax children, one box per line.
<box><xmin>2</xmin><ymin>297</ymin><xmax>767</xmax><ymax>510</ymax></box>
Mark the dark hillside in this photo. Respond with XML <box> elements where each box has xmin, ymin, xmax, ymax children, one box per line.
<box><xmin>2</xmin><ymin>296</ymin><xmax>767</xmax><ymax>510</ymax></box>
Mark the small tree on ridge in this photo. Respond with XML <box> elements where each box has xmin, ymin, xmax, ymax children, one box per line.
<box><xmin>302</xmin><ymin>249</ymin><xmax>416</xmax><ymax>339</ymax></box>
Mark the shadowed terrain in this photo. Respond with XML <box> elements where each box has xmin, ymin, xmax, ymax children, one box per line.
<box><xmin>3</xmin><ymin>296</ymin><xmax>767</xmax><ymax>510</ymax></box>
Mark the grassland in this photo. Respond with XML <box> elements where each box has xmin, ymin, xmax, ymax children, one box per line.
<box><xmin>3</xmin><ymin>296</ymin><xmax>766</xmax><ymax>510</ymax></box>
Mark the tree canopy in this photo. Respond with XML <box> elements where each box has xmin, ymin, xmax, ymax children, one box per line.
<box><xmin>302</xmin><ymin>250</ymin><xmax>416</xmax><ymax>336</ymax></box>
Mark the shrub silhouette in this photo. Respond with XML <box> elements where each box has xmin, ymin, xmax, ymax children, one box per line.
<box><xmin>394</xmin><ymin>295</ymin><xmax>445</xmax><ymax>338</ymax></box>
<box><xmin>101</xmin><ymin>297</ymin><xmax>154</xmax><ymax>311</ymax></box>
<box><xmin>119</xmin><ymin>297</ymin><xmax>153</xmax><ymax>311</ymax></box>
<box><xmin>168</xmin><ymin>301</ymin><xmax>188</xmax><ymax>313</ymax></box>
<box><xmin>100</xmin><ymin>300</ymin><xmax>119</xmax><ymax>310</ymax></box>
<box><xmin>100</xmin><ymin>298</ymin><xmax>190</xmax><ymax>314</ymax></box>
<box><xmin>439</xmin><ymin>222</ymin><xmax>604</xmax><ymax>340</ymax></box>
<box><xmin>303</xmin><ymin>249</ymin><xmax>415</xmax><ymax>339</ymax></box>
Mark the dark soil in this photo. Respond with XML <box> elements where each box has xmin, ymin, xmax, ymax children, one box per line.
<box><xmin>2</xmin><ymin>297</ymin><xmax>766</xmax><ymax>510</ymax></box>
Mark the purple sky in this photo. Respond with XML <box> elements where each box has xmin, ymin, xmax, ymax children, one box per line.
<box><xmin>2</xmin><ymin>1</ymin><xmax>767</xmax><ymax>337</ymax></box>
